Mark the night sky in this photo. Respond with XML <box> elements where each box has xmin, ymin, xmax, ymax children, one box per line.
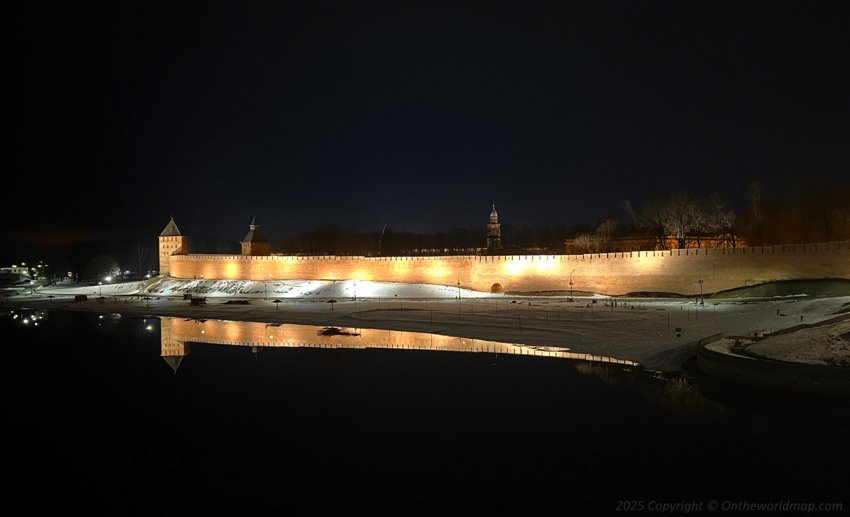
<box><xmin>10</xmin><ymin>1</ymin><xmax>849</xmax><ymax>259</ymax></box>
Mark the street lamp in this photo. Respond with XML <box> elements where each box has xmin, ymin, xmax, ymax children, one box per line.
<box><xmin>698</xmin><ymin>278</ymin><xmax>704</xmax><ymax>306</ymax></box>
<box><xmin>353</xmin><ymin>279</ymin><xmax>357</xmax><ymax>302</ymax></box>
<box><xmin>569</xmin><ymin>269</ymin><xmax>575</xmax><ymax>302</ymax></box>
<box><xmin>457</xmin><ymin>278</ymin><xmax>461</xmax><ymax>318</ymax></box>
<box><xmin>98</xmin><ymin>282</ymin><xmax>103</xmax><ymax>298</ymax></box>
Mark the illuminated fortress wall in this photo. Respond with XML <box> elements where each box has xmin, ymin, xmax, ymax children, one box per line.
<box><xmin>168</xmin><ymin>241</ymin><xmax>850</xmax><ymax>295</ymax></box>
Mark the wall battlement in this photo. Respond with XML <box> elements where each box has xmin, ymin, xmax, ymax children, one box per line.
<box><xmin>166</xmin><ymin>240</ymin><xmax>850</xmax><ymax>295</ymax></box>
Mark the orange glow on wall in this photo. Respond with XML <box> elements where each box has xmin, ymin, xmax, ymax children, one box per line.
<box><xmin>427</xmin><ymin>264</ymin><xmax>450</xmax><ymax>279</ymax></box>
<box><xmin>506</xmin><ymin>260</ymin><xmax>527</xmax><ymax>276</ymax></box>
<box><xmin>350</xmin><ymin>270</ymin><xmax>373</xmax><ymax>281</ymax></box>
<box><xmin>167</xmin><ymin>243</ymin><xmax>850</xmax><ymax>296</ymax></box>
<box><xmin>224</xmin><ymin>260</ymin><xmax>240</xmax><ymax>279</ymax></box>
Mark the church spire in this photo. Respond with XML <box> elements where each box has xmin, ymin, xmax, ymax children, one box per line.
<box><xmin>487</xmin><ymin>204</ymin><xmax>502</xmax><ymax>253</ymax></box>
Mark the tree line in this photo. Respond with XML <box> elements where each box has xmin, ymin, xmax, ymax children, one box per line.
<box><xmin>21</xmin><ymin>182</ymin><xmax>850</xmax><ymax>281</ymax></box>
<box><xmin>570</xmin><ymin>183</ymin><xmax>850</xmax><ymax>254</ymax></box>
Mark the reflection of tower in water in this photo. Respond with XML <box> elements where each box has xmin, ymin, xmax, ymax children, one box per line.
<box><xmin>160</xmin><ymin>317</ymin><xmax>191</xmax><ymax>373</ymax></box>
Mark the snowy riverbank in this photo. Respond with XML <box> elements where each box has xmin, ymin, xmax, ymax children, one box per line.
<box><xmin>6</xmin><ymin>278</ymin><xmax>848</xmax><ymax>373</ymax></box>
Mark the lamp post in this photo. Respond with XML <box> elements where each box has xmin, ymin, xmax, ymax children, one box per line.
<box><xmin>457</xmin><ymin>278</ymin><xmax>461</xmax><ymax>319</ymax></box>
<box><xmin>698</xmin><ymin>278</ymin><xmax>704</xmax><ymax>306</ymax></box>
<box><xmin>354</xmin><ymin>279</ymin><xmax>357</xmax><ymax>302</ymax></box>
<box><xmin>569</xmin><ymin>269</ymin><xmax>575</xmax><ymax>302</ymax></box>
<box><xmin>98</xmin><ymin>282</ymin><xmax>103</xmax><ymax>298</ymax></box>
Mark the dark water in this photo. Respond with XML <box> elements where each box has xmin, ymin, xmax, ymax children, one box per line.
<box><xmin>5</xmin><ymin>309</ymin><xmax>848</xmax><ymax>514</ymax></box>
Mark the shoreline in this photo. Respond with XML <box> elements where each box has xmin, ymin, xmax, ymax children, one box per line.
<box><xmin>8</xmin><ymin>293</ymin><xmax>850</xmax><ymax>373</ymax></box>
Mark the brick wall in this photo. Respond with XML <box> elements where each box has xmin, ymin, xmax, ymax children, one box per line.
<box><xmin>167</xmin><ymin>241</ymin><xmax>850</xmax><ymax>295</ymax></box>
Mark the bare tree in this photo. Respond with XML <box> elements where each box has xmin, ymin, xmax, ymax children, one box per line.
<box><xmin>640</xmin><ymin>199</ymin><xmax>670</xmax><ymax>250</ymax></box>
<box><xmin>708</xmin><ymin>193</ymin><xmax>737</xmax><ymax>247</ymax></box>
<box><xmin>685</xmin><ymin>198</ymin><xmax>711</xmax><ymax>248</ymax></box>
<box><xmin>136</xmin><ymin>244</ymin><xmax>150</xmax><ymax>278</ymax></box>
<box><xmin>660</xmin><ymin>192</ymin><xmax>699</xmax><ymax>249</ymax></box>
<box><xmin>571</xmin><ymin>219</ymin><xmax>618</xmax><ymax>253</ymax></box>
<box><xmin>800</xmin><ymin>185</ymin><xmax>850</xmax><ymax>243</ymax></box>
<box><xmin>571</xmin><ymin>233</ymin><xmax>597</xmax><ymax>254</ymax></box>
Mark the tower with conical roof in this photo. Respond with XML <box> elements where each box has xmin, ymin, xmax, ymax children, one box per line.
<box><xmin>158</xmin><ymin>216</ymin><xmax>189</xmax><ymax>276</ymax></box>
<box><xmin>241</xmin><ymin>217</ymin><xmax>271</xmax><ymax>256</ymax></box>
<box><xmin>486</xmin><ymin>204</ymin><xmax>502</xmax><ymax>252</ymax></box>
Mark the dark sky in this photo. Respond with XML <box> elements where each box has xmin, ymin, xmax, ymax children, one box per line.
<box><xmin>10</xmin><ymin>1</ymin><xmax>849</xmax><ymax>257</ymax></box>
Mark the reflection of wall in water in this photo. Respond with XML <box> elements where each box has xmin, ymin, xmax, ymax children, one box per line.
<box><xmin>158</xmin><ymin>317</ymin><xmax>637</xmax><ymax>372</ymax></box>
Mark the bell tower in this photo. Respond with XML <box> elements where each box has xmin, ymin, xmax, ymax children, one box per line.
<box><xmin>158</xmin><ymin>216</ymin><xmax>189</xmax><ymax>276</ymax></box>
<box><xmin>486</xmin><ymin>204</ymin><xmax>502</xmax><ymax>253</ymax></box>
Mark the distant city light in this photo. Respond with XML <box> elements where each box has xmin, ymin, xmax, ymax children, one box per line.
<box><xmin>105</xmin><ymin>276</ymin><xmax>113</xmax><ymax>282</ymax></box>
<box><xmin>22</xmin><ymin>319</ymin><xmax>29</xmax><ymax>324</ymax></box>
<box><xmin>146</xmin><ymin>325</ymin><xmax>154</xmax><ymax>331</ymax></box>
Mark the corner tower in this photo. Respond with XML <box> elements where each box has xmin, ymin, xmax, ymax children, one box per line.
<box><xmin>486</xmin><ymin>204</ymin><xmax>502</xmax><ymax>252</ymax></box>
<box><xmin>158</xmin><ymin>216</ymin><xmax>189</xmax><ymax>276</ymax></box>
<box><xmin>241</xmin><ymin>217</ymin><xmax>271</xmax><ymax>256</ymax></box>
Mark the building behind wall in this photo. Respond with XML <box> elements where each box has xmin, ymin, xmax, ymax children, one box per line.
<box><xmin>486</xmin><ymin>204</ymin><xmax>502</xmax><ymax>253</ymax></box>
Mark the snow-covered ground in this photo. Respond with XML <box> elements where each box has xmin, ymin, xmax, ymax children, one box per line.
<box><xmin>742</xmin><ymin>316</ymin><xmax>850</xmax><ymax>366</ymax></box>
<box><xmin>35</xmin><ymin>277</ymin><xmax>499</xmax><ymax>299</ymax></box>
<box><xmin>10</xmin><ymin>278</ymin><xmax>850</xmax><ymax>372</ymax></box>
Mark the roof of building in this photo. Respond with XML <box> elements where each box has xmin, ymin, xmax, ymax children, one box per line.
<box><xmin>159</xmin><ymin>216</ymin><xmax>182</xmax><ymax>237</ymax></box>
<box><xmin>490</xmin><ymin>204</ymin><xmax>499</xmax><ymax>223</ymax></box>
<box><xmin>242</xmin><ymin>216</ymin><xmax>269</xmax><ymax>243</ymax></box>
